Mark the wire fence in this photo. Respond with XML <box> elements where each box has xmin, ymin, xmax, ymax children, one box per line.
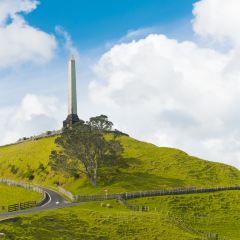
<box><xmin>118</xmin><ymin>197</ymin><xmax>149</xmax><ymax>212</ymax></box>
<box><xmin>116</xmin><ymin>197</ymin><xmax>229</xmax><ymax>239</ymax></box>
<box><xmin>74</xmin><ymin>185</ymin><xmax>240</xmax><ymax>202</ymax></box>
<box><xmin>0</xmin><ymin>179</ymin><xmax>46</xmax><ymax>213</ymax></box>
<box><xmin>72</xmin><ymin>185</ymin><xmax>238</xmax><ymax>239</ymax></box>
<box><xmin>165</xmin><ymin>214</ymin><xmax>230</xmax><ymax>240</ymax></box>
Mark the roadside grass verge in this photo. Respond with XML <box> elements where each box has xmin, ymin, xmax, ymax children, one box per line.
<box><xmin>0</xmin><ymin>184</ymin><xmax>42</xmax><ymax>207</ymax></box>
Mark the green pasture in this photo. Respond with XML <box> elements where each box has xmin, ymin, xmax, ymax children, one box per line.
<box><xmin>0</xmin><ymin>136</ymin><xmax>239</xmax><ymax>239</ymax></box>
<box><xmin>129</xmin><ymin>190</ymin><xmax>240</xmax><ymax>239</ymax></box>
<box><xmin>0</xmin><ymin>184</ymin><xmax>42</xmax><ymax>207</ymax></box>
<box><xmin>0</xmin><ymin>136</ymin><xmax>239</xmax><ymax>196</ymax></box>
<box><xmin>0</xmin><ymin>201</ymin><xmax>200</xmax><ymax>240</ymax></box>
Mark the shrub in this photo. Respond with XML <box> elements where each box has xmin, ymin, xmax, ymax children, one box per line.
<box><xmin>23</xmin><ymin>165</ymin><xmax>35</xmax><ymax>180</ymax></box>
<box><xmin>9</xmin><ymin>165</ymin><xmax>19</xmax><ymax>175</ymax></box>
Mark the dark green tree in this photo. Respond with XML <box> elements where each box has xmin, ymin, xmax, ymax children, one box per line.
<box><xmin>87</xmin><ymin>115</ymin><xmax>113</xmax><ymax>132</ymax></box>
<box><xmin>49</xmin><ymin>116</ymin><xmax>122</xmax><ymax>186</ymax></box>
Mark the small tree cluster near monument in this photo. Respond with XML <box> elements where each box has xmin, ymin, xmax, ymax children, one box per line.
<box><xmin>50</xmin><ymin>115</ymin><xmax>123</xmax><ymax>186</ymax></box>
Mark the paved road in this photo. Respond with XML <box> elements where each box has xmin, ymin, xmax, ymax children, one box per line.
<box><xmin>1</xmin><ymin>185</ymin><xmax>239</xmax><ymax>218</ymax></box>
<box><xmin>0</xmin><ymin>187</ymin><xmax>78</xmax><ymax>217</ymax></box>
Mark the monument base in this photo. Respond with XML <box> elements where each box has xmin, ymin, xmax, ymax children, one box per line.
<box><xmin>63</xmin><ymin>114</ymin><xmax>80</xmax><ymax>128</ymax></box>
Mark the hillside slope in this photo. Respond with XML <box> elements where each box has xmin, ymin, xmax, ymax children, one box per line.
<box><xmin>130</xmin><ymin>190</ymin><xmax>240</xmax><ymax>239</ymax></box>
<box><xmin>0</xmin><ymin>135</ymin><xmax>239</xmax><ymax>195</ymax></box>
<box><xmin>0</xmin><ymin>201</ymin><xmax>200</xmax><ymax>240</ymax></box>
<box><xmin>0</xmin><ymin>135</ymin><xmax>239</xmax><ymax>239</ymax></box>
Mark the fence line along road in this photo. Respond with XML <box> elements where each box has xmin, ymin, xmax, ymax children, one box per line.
<box><xmin>58</xmin><ymin>186</ymin><xmax>76</xmax><ymax>201</ymax></box>
<box><xmin>7</xmin><ymin>201</ymin><xmax>37</xmax><ymax>213</ymax></box>
<box><xmin>74</xmin><ymin>185</ymin><xmax>240</xmax><ymax>202</ymax></box>
<box><xmin>0</xmin><ymin>179</ymin><xmax>44</xmax><ymax>194</ymax></box>
<box><xmin>0</xmin><ymin>179</ymin><xmax>47</xmax><ymax>213</ymax></box>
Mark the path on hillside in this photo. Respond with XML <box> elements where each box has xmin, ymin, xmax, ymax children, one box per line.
<box><xmin>0</xmin><ymin>187</ymin><xmax>78</xmax><ymax>217</ymax></box>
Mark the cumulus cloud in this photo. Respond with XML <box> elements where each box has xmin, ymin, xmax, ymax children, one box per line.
<box><xmin>89</xmin><ymin>0</ymin><xmax>240</xmax><ymax>168</ymax></box>
<box><xmin>0</xmin><ymin>0</ymin><xmax>56</xmax><ymax>68</ymax></box>
<box><xmin>0</xmin><ymin>94</ymin><xmax>62</xmax><ymax>145</ymax></box>
<box><xmin>193</xmin><ymin>0</ymin><xmax>240</xmax><ymax>46</ymax></box>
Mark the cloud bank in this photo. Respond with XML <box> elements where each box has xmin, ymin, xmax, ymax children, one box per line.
<box><xmin>2</xmin><ymin>0</ymin><xmax>240</xmax><ymax>170</ymax></box>
<box><xmin>0</xmin><ymin>94</ymin><xmax>61</xmax><ymax>145</ymax></box>
<box><xmin>0</xmin><ymin>0</ymin><xmax>56</xmax><ymax>68</ymax></box>
<box><xmin>0</xmin><ymin>0</ymin><xmax>59</xmax><ymax>144</ymax></box>
<box><xmin>90</xmin><ymin>0</ymin><xmax>240</xmax><ymax>168</ymax></box>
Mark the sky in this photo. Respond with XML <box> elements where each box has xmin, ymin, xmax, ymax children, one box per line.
<box><xmin>25</xmin><ymin>0</ymin><xmax>196</xmax><ymax>49</ymax></box>
<box><xmin>2</xmin><ymin>0</ymin><xmax>240</xmax><ymax>169</ymax></box>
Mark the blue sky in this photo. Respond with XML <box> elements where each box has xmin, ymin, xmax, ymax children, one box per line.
<box><xmin>2</xmin><ymin>0</ymin><xmax>240</xmax><ymax>168</ymax></box>
<box><xmin>26</xmin><ymin>0</ymin><xmax>197</xmax><ymax>50</ymax></box>
<box><xmin>0</xmin><ymin>0</ymin><xmax>198</xmax><ymax>109</ymax></box>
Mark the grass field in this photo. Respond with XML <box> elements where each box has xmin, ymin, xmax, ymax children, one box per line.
<box><xmin>0</xmin><ymin>190</ymin><xmax>238</xmax><ymax>239</ymax></box>
<box><xmin>129</xmin><ymin>190</ymin><xmax>240</xmax><ymax>239</ymax></box>
<box><xmin>0</xmin><ymin>136</ymin><xmax>239</xmax><ymax>196</ymax></box>
<box><xmin>0</xmin><ymin>201</ymin><xmax>201</xmax><ymax>240</ymax></box>
<box><xmin>0</xmin><ymin>184</ymin><xmax>42</xmax><ymax>207</ymax></box>
<box><xmin>0</xmin><ymin>135</ymin><xmax>239</xmax><ymax>239</ymax></box>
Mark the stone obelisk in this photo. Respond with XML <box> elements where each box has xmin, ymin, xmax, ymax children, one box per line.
<box><xmin>63</xmin><ymin>56</ymin><xmax>80</xmax><ymax>128</ymax></box>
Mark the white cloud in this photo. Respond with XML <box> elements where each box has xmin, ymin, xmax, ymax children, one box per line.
<box><xmin>0</xmin><ymin>0</ymin><xmax>38</xmax><ymax>24</ymax></box>
<box><xmin>0</xmin><ymin>0</ymin><xmax>56</xmax><ymax>68</ymax></box>
<box><xmin>89</xmin><ymin>0</ymin><xmax>240</xmax><ymax>169</ymax></box>
<box><xmin>55</xmin><ymin>26</ymin><xmax>80</xmax><ymax>59</ymax></box>
<box><xmin>15</xmin><ymin>94</ymin><xmax>59</xmax><ymax>121</ymax></box>
<box><xmin>193</xmin><ymin>0</ymin><xmax>240</xmax><ymax>46</ymax></box>
<box><xmin>0</xmin><ymin>94</ymin><xmax>62</xmax><ymax>145</ymax></box>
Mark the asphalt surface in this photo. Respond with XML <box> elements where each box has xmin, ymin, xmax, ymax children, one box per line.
<box><xmin>0</xmin><ymin>187</ymin><xmax>78</xmax><ymax>217</ymax></box>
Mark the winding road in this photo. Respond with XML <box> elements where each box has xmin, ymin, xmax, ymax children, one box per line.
<box><xmin>0</xmin><ymin>184</ymin><xmax>239</xmax><ymax>218</ymax></box>
<box><xmin>0</xmin><ymin>187</ymin><xmax>78</xmax><ymax>217</ymax></box>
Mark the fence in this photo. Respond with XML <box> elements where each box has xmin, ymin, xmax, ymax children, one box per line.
<box><xmin>8</xmin><ymin>201</ymin><xmax>37</xmax><ymax>212</ymax></box>
<box><xmin>74</xmin><ymin>185</ymin><xmax>240</xmax><ymax>202</ymax></box>
<box><xmin>0</xmin><ymin>179</ymin><xmax>44</xmax><ymax>194</ymax></box>
<box><xmin>165</xmin><ymin>214</ymin><xmax>229</xmax><ymax>240</ymax></box>
<box><xmin>118</xmin><ymin>197</ymin><xmax>149</xmax><ymax>212</ymax></box>
<box><xmin>58</xmin><ymin>186</ymin><xmax>76</xmax><ymax>201</ymax></box>
<box><xmin>117</xmin><ymin>196</ymin><xmax>229</xmax><ymax>239</ymax></box>
<box><xmin>0</xmin><ymin>179</ymin><xmax>46</xmax><ymax>213</ymax></box>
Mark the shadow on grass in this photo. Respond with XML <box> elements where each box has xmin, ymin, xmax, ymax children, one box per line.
<box><xmin>98</xmin><ymin>157</ymin><xmax>185</xmax><ymax>190</ymax></box>
<box><xmin>114</xmin><ymin>171</ymin><xmax>186</xmax><ymax>190</ymax></box>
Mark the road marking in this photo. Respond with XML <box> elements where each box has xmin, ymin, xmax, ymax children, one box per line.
<box><xmin>40</xmin><ymin>192</ymin><xmax>51</xmax><ymax>208</ymax></box>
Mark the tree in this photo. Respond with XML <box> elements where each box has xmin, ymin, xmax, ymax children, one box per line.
<box><xmin>87</xmin><ymin>115</ymin><xmax>113</xmax><ymax>132</ymax></box>
<box><xmin>49</xmin><ymin>115</ymin><xmax>122</xmax><ymax>187</ymax></box>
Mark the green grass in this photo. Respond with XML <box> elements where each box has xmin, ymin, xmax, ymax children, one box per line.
<box><xmin>129</xmin><ymin>190</ymin><xmax>240</xmax><ymax>239</ymax></box>
<box><xmin>0</xmin><ymin>135</ymin><xmax>240</xmax><ymax>239</ymax></box>
<box><xmin>0</xmin><ymin>201</ymin><xmax>201</xmax><ymax>240</ymax></box>
<box><xmin>0</xmin><ymin>190</ymin><xmax>239</xmax><ymax>239</ymax></box>
<box><xmin>0</xmin><ymin>136</ymin><xmax>239</xmax><ymax>195</ymax></box>
<box><xmin>0</xmin><ymin>184</ymin><xmax>42</xmax><ymax>207</ymax></box>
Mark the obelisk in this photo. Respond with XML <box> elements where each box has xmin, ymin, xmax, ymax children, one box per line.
<box><xmin>63</xmin><ymin>56</ymin><xmax>80</xmax><ymax>128</ymax></box>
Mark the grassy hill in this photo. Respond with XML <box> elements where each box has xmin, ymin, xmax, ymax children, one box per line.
<box><xmin>0</xmin><ymin>135</ymin><xmax>240</xmax><ymax>239</ymax></box>
<box><xmin>129</xmin><ymin>190</ymin><xmax>240</xmax><ymax>239</ymax></box>
<box><xmin>0</xmin><ymin>191</ymin><xmax>239</xmax><ymax>239</ymax></box>
<box><xmin>0</xmin><ymin>135</ymin><xmax>239</xmax><ymax>195</ymax></box>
